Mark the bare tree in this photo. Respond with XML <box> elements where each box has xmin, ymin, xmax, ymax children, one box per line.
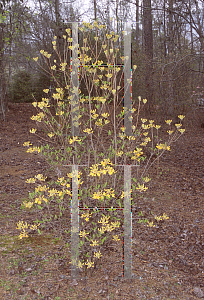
<box><xmin>143</xmin><ymin>0</ymin><xmax>154</xmax><ymax>114</ymax></box>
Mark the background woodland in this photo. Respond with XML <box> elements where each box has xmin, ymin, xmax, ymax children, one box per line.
<box><xmin>0</xmin><ymin>0</ymin><xmax>204</xmax><ymax>121</ymax></box>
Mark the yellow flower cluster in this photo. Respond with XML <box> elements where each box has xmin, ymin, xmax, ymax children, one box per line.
<box><xmin>165</xmin><ymin>119</ymin><xmax>172</xmax><ymax>125</ymax></box>
<box><xmin>98</xmin><ymin>215</ymin><xmax>120</xmax><ymax>235</ymax></box>
<box><xmin>83</xmin><ymin>128</ymin><xmax>93</xmax><ymax>134</ymax></box>
<box><xmin>40</xmin><ymin>50</ymin><xmax>51</xmax><ymax>58</ymax></box>
<box><xmin>26</xmin><ymin>146</ymin><xmax>41</xmax><ymax>153</ymax></box>
<box><xmin>130</xmin><ymin>148</ymin><xmax>143</xmax><ymax>161</ymax></box>
<box><xmin>35</xmin><ymin>174</ymin><xmax>47</xmax><ymax>181</ymax></box>
<box><xmin>116</xmin><ymin>150</ymin><xmax>123</xmax><ymax>157</ymax></box>
<box><xmin>89</xmin><ymin>158</ymin><xmax>115</xmax><ymax>177</ymax></box>
<box><xmin>66</xmin><ymin>170</ymin><xmax>83</xmax><ymax>186</ymax></box>
<box><xmin>155</xmin><ymin>213</ymin><xmax>169</xmax><ymax>221</ymax></box>
<box><xmin>156</xmin><ymin>143</ymin><xmax>170</xmax><ymax>151</ymax></box>
<box><xmin>136</xmin><ymin>183</ymin><xmax>148</xmax><ymax>192</ymax></box>
<box><xmin>35</xmin><ymin>195</ymin><xmax>48</xmax><ymax>204</ymax></box>
<box><xmin>60</xmin><ymin>62</ymin><xmax>67</xmax><ymax>71</ymax></box>
<box><xmin>30</xmin><ymin>128</ymin><xmax>37</xmax><ymax>134</ymax></box>
<box><xmin>47</xmin><ymin>132</ymin><xmax>55</xmax><ymax>138</ymax></box>
<box><xmin>91</xmin><ymin>109</ymin><xmax>99</xmax><ymax>119</ymax></box>
<box><xmin>146</xmin><ymin>213</ymin><xmax>169</xmax><ymax>228</ymax></box>
<box><xmin>37</xmin><ymin>99</ymin><xmax>50</xmax><ymax>109</ymax></box>
<box><xmin>69</xmin><ymin>136</ymin><xmax>82</xmax><ymax>145</ymax></box>
<box><xmin>95</xmin><ymin>118</ymin><xmax>110</xmax><ymax>127</ymax></box>
<box><xmin>35</xmin><ymin>184</ymin><xmax>47</xmax><ymax>192</ymax></box>
<box><xmin>92</xmin><ymin>188</ymin><xmax>115</xmax><ymax>201</ymax></box>
<box><xmin>142</xmin><ymin>176</ymin><xmax>151</xmax><ymax>183</ymax></box>
<box><xmin>30</xmin><ymin>112</ymin><xmax>45</xmax><ymax>122</ymax></box>
<box><xmin>16</xmin><ymin>221</ymin><xmax>40</xmax><ymax>239</ymax></box>
<box><xmin>81</xmin><ymin>211</ymin><xmax>93</xmax><ymax>222</ymax></box>
<box><xmin>23</xmin><ymin>141</ymin><xmax>32</xmax><ymax>147</ymax></box>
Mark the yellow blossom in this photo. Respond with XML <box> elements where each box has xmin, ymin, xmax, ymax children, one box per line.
<box><xmin>79</xmin><ymin>230</ymin><xmax>89</xmax><ymax>238</ymax></box>
<box><xmin>101</xmin><ymin>112</ymin><xmax>109</xmax><ymax>118</ymax></box>
<box><xmin>85</xmin><ymin>259</ymin><xmax>94</xmax><ymax>268</ymax></box>
<box><xmin>178</xmin><ymin>129</ymin><xmax>185</xmax><ymax>134</ymax></box>
<box><xmin>147</xmin><ymin>221</ymin><xmax>155</xmax><ymax>227</ymax></box>
<box><xmin>35</xmin><ymin>174</ymin><xmax>47</xmax><ymax>181</ymax></box>
<box><xmin>155</xmin><ymin>215</ymin><xmax>163</xmax><ymax>222</ymax></box>
<box><xmin>83</xmin><ymin>128</ymin><xmax>93</xmax><ymax>134</ymax></box>
<box><xmin>136</xmin><ymin>183</ymin><xmax>148</xmax><ymax>192</ymax></box>
<box><xmin>48</xmin><ymin>188</ymin><xmax>58</xmax><ymax>197</ymax></box>
<box><xmin>106</xmin><ymin>73</ymin><xmax>113</xmax><ymax>78</ymax></box>
<box><xmin>98</xmin><ymin>227</ymin><xmax>106</xmax><ymax>234</ymax></box>
<box><xmin>47</xmin><ymin>132</ymin><xmax>55</xmax><ymax>138</ymax></box>
<box><xmin>90</xmin><ymin>240</ymin><xmax>99</xmax><ymax>246</ymax></box>
<box><xmin>69</xmin><ymin>136</ymin><xmax>82</xmax><ymax>144</ymax></box>
<box><xmin>167</xmin><ymin>130</ymin><xmax>174</xmax><ymax>135</ymax></box>
<box><xmin>116</xmin><ymin>150</ymin><xmax>123</xmax><ymax>157</ymax></box>
<box><xmin>165</xmin><ymin>119</ymin><xmax>172</xmax><ymax>125</ymax></box>
<box><xmin>178</xmin><ymin>115</ymin><xmax>185</xmax><ymax>120</ymax></box>
<box><xmin>35</xmin><ymin>185</ymin><xmax>47</xmax><ymax>192</ymax></box>
<box><xmin>30</xmin><ymin>223</ymin><xmax>40</xmax><ymax>230</ymax></box>
<box><xmin>127</xmin><ymin>136</ymin><xmax>135</xmax><ymax>140</ymax></box>
<box><xmin>156</xmin><ymin>143</ymin><xmax>170</xmax><ymax>151</ymax></box>
<box><xmin>162</xmin><ymin>213</ymin><xmax>169</xmax><ymax>220</ymax></box>
<box><xmin>65</xmin><ymin>190</ymin><xmax>72</xmax><ymax>196</ymax></box>
<box><xmin>78</xmin><ymin>260</ymin><xmax>84</xmax><ymax>268</ymax></box>
<box><xmin>23</xmin><ymin>201</ymin><xmax>34</xmax><ymax>209</ymax></box>
<box><xmin>26</xmin><ymin>146</ymin><xmax>41</xmax><ymax>153</ymax></box>
<box><xmin>23</xmin><ymin>141</ymin><xmax>32</xmax><ymax>147</ymax></box>
<box><xmin>98</xmin><ymin>215</ymin><xmax>110</xmax><ymax>226</ymax></box>
<box><xmin>142</xmin><ymin>124</ymin><xmax>150</xmax><ymax>130</ymax></box>
<box><xmin>142</xmin><ymin>176</ymin><xmax>151</xmax><ymax>183</ymax></box>
<box><xmin>32</xmin><ymin>102</ymin><xmax>37</xmax><ymax>107</ymax></box>
<box><xmin>175</xmin><ymin>123</ymin><xmax>182</xmax><ymax>128</ymax></box>
<box><xmin>94</xmin><ymin>251</ymin><xmax>102</xmax><ymax>258</ymax></box>
<box><xmin>26</xmin><ymin>178</ymin><xmax>36</xmax><ymax>183</ymax></box>
<box><xmin>111</xmin><ymin>221</ymin><xmax>120</xmax><ymax>228</ymax></box>
<box><xmin>57</xmin><ymin>191</ymin><xmax>64</xmax><ymax>198</ymax></box>
<box><xmin>112</xmin><ymin>235</ymin><xmax>120</xmax><ymax>241</ymax></box>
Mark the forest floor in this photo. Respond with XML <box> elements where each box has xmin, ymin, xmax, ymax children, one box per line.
<box><xmin>0</xmin><ymin>102</ymin><xmax>204</xmax><ymax>300</ymax></box>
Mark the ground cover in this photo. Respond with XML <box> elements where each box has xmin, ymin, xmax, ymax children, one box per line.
<box><xmin>0</xmin><ymin>102</ymin><xmax>204</xmax><ymax>299</ymax></box>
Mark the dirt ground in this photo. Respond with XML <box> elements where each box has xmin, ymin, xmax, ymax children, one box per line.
<box><xmin>0</xmin><ymin>102</ymin><xmax>204</xmax><ymax>300</ymax></box>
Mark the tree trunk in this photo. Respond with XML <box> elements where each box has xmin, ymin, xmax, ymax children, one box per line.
<box><xmin>93</xmin><ymin>0</ymin><xmax>97</xmax><ymax>21</ymax></box>
<box><xmin>143</xmin><ymin>0</ymin><xmax>154</xmax><ymax>115</ymax></box>
<box><xmin>136</xmin><ymin>0</ymin><xmax>139</xmax><ymax>45</ymax></box>
<box><xmin>0</xmin><ymin>12</ymin><xmax>8</xmax><ymax>121</ymax></box>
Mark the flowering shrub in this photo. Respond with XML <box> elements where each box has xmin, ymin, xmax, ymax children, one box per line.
<box><xmin>17</xmin><ymin>21</ymin><xmax>186</xmax><ymax>273</ymax></box>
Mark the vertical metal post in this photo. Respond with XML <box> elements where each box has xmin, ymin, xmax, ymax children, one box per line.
<box><xmin>71</xmin><ymin>165</ymin><xmax>79</xmax><ymax>278</ymax></box>
<box><xmin>71</xmin><ymin>22</ymin><xmax>79</xmax><ymax>136</ymax></box>
<box><xmin>123</xmin><ymin>22</ymin><xmax>133</xmax><ymax>278</ymax></box>
<box><xmin>71</xmin><ymin>22</ymin><xmax>80</xmax><ymax>279</ymax></box>
<box><xmin>123</xmin><ymin>165</ymin><xmax>132</xmax><ymax>278</ymax></box>
<box><xmin>124</xmin><ymin>22</ymin><xmax>132</xmax><ymax>136</ymax></box>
